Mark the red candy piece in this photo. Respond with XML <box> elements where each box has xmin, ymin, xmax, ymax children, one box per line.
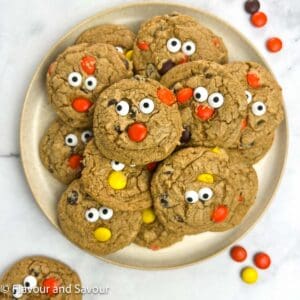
<box><xmin>127</xmin><ymin>123</ymin><xmax>147</xmax><ymax>142</ymax></box>
<box><xmin>179</xmin><ymin>55</ymin><xmax>189</xmax><ymax>64</ymax></box>
<box><xmin>246</xmin><ymin>73</ymin><xmax>261</xmax><ymax>88</ymax></box>
<box><xmin>176</xmin><ymin>88</ymin><xmax>193</xmax><ymax>104</ymax></box>
<box><xmin>211</xmin><ymin>205</ymin><xmax>228</xmax><ymax>223</ymax></box>
<box><xmin>68</xmin><ymin>154</ymin><xmax>82</xmax><ymax>169</ymax></box>
<box><xmin>266</xmin><ymin>37</ymin><xmax>283</xmax><ymax>53</ymax></box>
<box><xmin>251</xmin><ymin>11</ymin><xmax>268</xmax><ymax>27</ymax></box>
<box><xmin>150</xmin><ymin>245</ymin><xmax>160</xmax><ymax>251</ymax></box>
<box><xmin>196</xmin><ymin>105</ymin><xmax>215</xmax><ymax>121</ymax></box>
<box><xmin>42</xmin><ymin>277</ymin><xmax>60</xmax><ymax>296</ymax></box>
<box><xmin>212</xmin><ymin>37</ymin><xmax>221</xmax><ymax>47</ymax></box>
<box><xmin>157</xmin><ymin>88</ymin><xmax>176</xmax><ymax>106</ymax></box>
<box><xmin>241</xmin><ymin>118</ymin><xmax>248</xmax><ymax>130</ymax></box>
<box><xmin>147</xmin><ymin>162</ymin><xmax>158</xmax><ymax>172</ymax></box>
<box><xmin>80</xmin><ymin>56</ymin><xmax>96</xmax><ymax>75</ymax></box>
<box><xmin>254</xmin><ymin>252</ymin><xmax>271</xmax><ymax>269</ymax></box>
<box><xmin>137</xmin><ymin>41</ymin><xmax>149</xmax><ymax>51</ymax></box>
<box><xmin>230</xmin><ymin>246</ymin><xmax>247</xmax><ymax>262</ymax></box>
<box><xmin>72</xmin><ymin>98</ymin><xmax>93</xmax><ymax>112</ymax></box>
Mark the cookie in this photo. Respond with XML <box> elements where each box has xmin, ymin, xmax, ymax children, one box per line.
<box><xmin>161</xmin><ymin>60</ymin><xmax>247</xmax><ymax>148</ymax></box>
<box><xmin>133</xmin><ymin>13</ymin><xmax>228</xmax><ymax>80</ymax></box>
<box><xmin>224</xmin><ymin>61</ymin><xmax>284</xmax><ymax>163</ymax></box>
<box><xmin>0</xmin><ymin>256</ymin><xmax>81</xmax><ymax>299</ymax></box>
<box><xmin>151</xmin><ymin>147</ymin><xmax>257</xmax><ymax>235</ymax></box>
<box><xmin>39</xmin><ymin>119</ymin><xmax>93</xmax><ymax>184</ymax></box>
<box><xmin>134</xmin><ymin>208</ymin><xmax>183</xmax><ymax>250</ymax></box>
<box><xmin>47</xmin><ymin>43</ymin><xmax>133</xmax><ymax>128</ymax></box>
<box><xmin>93</xmin><ymin>76</ymin><xmax>183</xmax><ymax>165</ymax></box>
<box><xmin>81</xmin><ymin>140</ymin><xmax>152</xmax><ymax>211</ymax></box>
<box><xmin>57</xmin><ymin>180</ymin><xmax>142</xmax><ymax>255</ymax></box>
<box><xmin>75</xmin><ymin>24</ymin><xmax>135</xmax><ymax>56</ymax></box>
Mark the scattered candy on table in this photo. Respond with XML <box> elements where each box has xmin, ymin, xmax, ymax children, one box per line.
<box><xmin>244</xmin><ymin>0</ymin><xmax>260</xmax><ymax>14</ymax></box>
<box><xmin>251</xmin><ymin>11</ymin><xmax>268</xmax><ymax>27</ymax></box>
<box><xmin>254</xmin><ymin>252</ymin><xmax>271</xmax><ymax>269</ymax></box>
<box><xmin>266</xmin><ymin>37</ymin><xmax>283</xmax><ymax>53</ymax></box>
<box><xmin>241</xmin><ymin>266</ymin><xmax>258</xmax><ymax>284</ymax></box>
<box><xmin>230</xmin><ymin>246</ymin><xmax>247</xmax><ymax>262</ymax></box>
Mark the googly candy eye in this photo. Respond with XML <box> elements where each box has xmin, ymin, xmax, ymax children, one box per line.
<box><xmin>84</xmin><ymin>76</ymin><xmax>97</xmax><ymax>91</ymax></box>
<box><xmin>198</xmin><ymin>187</ymin><xmax>213</xmax><ymax>201</ymax></box>
<box><xmin>12</xmin><ymin>284</ymin><xmax>24</xmax><ymax>299</ymax></box>
<box><xmin>139</xmin><ymin>98</ymin><xmax>155</xmax><ymax>114</ymax></box>
<box><xmin>85</xmin><ymin>208</ymin><xmax>99</xmax><ymax>222</ymax></box>
<box><xmin>252</xmin><ymin>101</ymin><xmax>266</xmax><ymax>116</ymax></box>
<box><xmin>23</xmin><ymin>275</ymin><xmax>37</xmax><ymax>290</ymax></box>
<box><xmin>68</xmin><ymin>72</ymin><xmax>82</xmax><ymax>87</ymax></box>
<box><xmin>185</xmin><ymin>190</ymin><xmax>198</xmax><ymax>204</ymax></box>
<box><xmin>115</xmin><ymin>100</ymin><xmax>130</xmax><ymax>116</ymax></box>
<box><xmin>111</xmin><ymin>161</ymin><xmax>125</xmax><ymax>171</ymax></box>
<box><xmin>193</xmin><ymin>87</ymin><xmax>208</xmax><ymax>102</ymax></box>
<box><xmin>245</xmin><ymin>90</ymin><xmax>252</xmax><ymax>104</ymax></box>
<box><xmin>81</xmin><ymin>130</ymin><xmax>93</xmax><ymax>143</ymax></box>
<box><xmin>65</xmin><ymin>134</ymin><xmax>78</xmax><ymax>147</ymax></box>
<box><xmin>115</xmin><ymin>46</ymin><xmax>124</xmax><ymax>53</ymax></box>
<box><xmin>208</xmin><ymin>92</ymin><xmax>224</xmax><ymax>108</ymax></box>
<box><xmin>182</xmin><ymin>40</ymin><xmax>196</xmax><ymax>56</ymax></box>
<box><xmin>166</xmin><ymin>38</ymin><xmax>182</xmax><ymax>53</ymax></box>
<box><xmin>99</xmin><ymin>207</ymin><xmax>114</xmax><ymax>220</ymax></box>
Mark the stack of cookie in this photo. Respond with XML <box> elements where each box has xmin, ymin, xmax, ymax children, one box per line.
<box><xmin>40</xmin><ymin>13</ymin><xmax>284</xmax><ymax>255</ymax></box>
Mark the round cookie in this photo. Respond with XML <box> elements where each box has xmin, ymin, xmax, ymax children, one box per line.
<box><xmin>47</xmin><ymin>43</ymin><xmax>133</xmax><ymax>128</ymax></box>
<box><xmin>133</xmin><ymin>13</ymin><xmax>228</xmax><ymax>80</ymax></box>
<box><xmin>135</xmin><ymin>208</ymin><xmax>183</xmax><ymax>250</ymax></box>
<box><xmin>0</xmin><ymin>256</ymin><xmax>81</xmax><ymax>299</ymax></box>
<box><xmin>81</xmin><ymin>140</ymin><xmax>152</xmax><ymax>211</ymax></box>
<box><xmin>75</xmin><ymin>24</ymin><xmax>135</xmax><ymax>56</ymax></box>
<box><xmin>93</xmin><ymin>76</ymin><xmax>183</xmax><ymax>165</ymax></box>
<box><xmin>161</xmin><ymin>60</ymin><xmax>247</xmax><ymax>148</ymax></box>
<box><xmin>151</xmin><ymin>147</ymin><xmax>258</xmax><ymax>235</ymax></box>
<box><xmin>39</xmin><ymin>119</ymin><xmax>93</xmax><ymax>184</ymax></box>
<box><xmin>224</xmin><ymin>61</ymin><xmax>284</xmax><ymax>163</ymax></box>
<box><xmin>57</xmin><ymin>180</ymin><xmax>142</xmax><ymax>256</ymax></box>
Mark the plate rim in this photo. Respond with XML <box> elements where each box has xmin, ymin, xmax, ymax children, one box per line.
<box><xmin>19</xmin><ymin>1</ymin><xmax>289</xmax><ymax>270</ymax></box>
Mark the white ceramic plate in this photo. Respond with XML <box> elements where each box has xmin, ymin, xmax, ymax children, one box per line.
<box><xmin>20</xmin><ymin>2</ymin><xmax>288</xmax><ymax>269</ymax></box>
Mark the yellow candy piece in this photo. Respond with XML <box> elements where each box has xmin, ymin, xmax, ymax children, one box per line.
<box><xmin>197</xmin><ymin>173</ymin><xmax>214</xmax><ymax>184</ymax></box>
<box><xmin>211</xmin><ymin>146</ymin><xmax>221</xmax><ymax>154</ymax></box>
<box><xmin>241</xmin><ymin>267</ymin><xmax>258</xmax><ymax>284</ymax></box>
<box><xmin>94</xmin><ymin>227</ymin><xmax>112</xmax><ymax>242</ymax></box>
<box><xmin>142</xmin><ymin>208</ymin><xmax>156</xmax><ymax>224</ymax></box>
<box><xmin>125</xmin><ymin>50</ymin><xmax>133</xmax><ymax>61</ymax></box>
<box><xmin>108</xmin><ymin>171</ymin><xmax>127</xmax><ymax>190</ymax></box>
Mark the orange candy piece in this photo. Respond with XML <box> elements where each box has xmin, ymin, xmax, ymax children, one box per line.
<box><xmin>42</xmin><ymin>278</ymin><xmax>60</xmax><ymax>296</ymax></box>
<box><xmin>196</xmin><ymin>105</ymin><xmax>215</xmax><ymax>121</ymax></box>
<box><xmin>266</xmin><ymin>37</ymin><xmax>283</xmax><ymax>53</ymax></box>
<box><xmin>246</xmin><ymin>73</ymin><xmax>261</xmax><ymax>88</ymax></box>
<box><xmin>72</xmin><ymin>98</ymin><xmax>93</xmax><ymax>112</ymax></box>
<box><xmin>157</xmin><ymin>88</ymin><xmax>176</xmax><ymax>106</ymax></box>
<box><xmin>137</xmin><ymin>41</ymin><xmax>149</xmax><ymax>51</ymax></box>
<box><xmin>241</xmin><ymin>118</ymin><xmax>248</xmax><ymax>130</ymax></box>
<box><xmin>230</xmin><ymin>245</ymin><xmax>247</xmax><ymax>262</ymax></box>
<box><xmin>127</xmin><ymin>123</ymin><xmax>148</xmax><ymax>142</ymax></box>
<box><xmin>68</xmin><ymin>154</ymin><xmax>82</xmax><ymax>169</ymax></box>
<box><xmin>251</xmin><ymin>11</ymin><xmax>268</xmax><ymax>27</ymax></box>
<box><xmin>80</xmin><ymin>56</ymin><xmax>96</xmax><ymax>75</ymax></box>
<box><xmin>211</xmin><ymin>205</ymin><xmax>228</xmax><ymax>223</ymax></box>
<box><xmin>176</xmin><ymin>88</ymin><xmax>193</xmax><ymax>104</ymax></box>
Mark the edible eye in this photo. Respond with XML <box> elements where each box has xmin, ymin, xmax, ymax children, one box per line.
<box><xmin>68</xmin><ymin>72</ymin><xmax>82</xmax><ymax>87</ymax></box>
<box><xmin>208</xmin><ymin>92</ymin><xmax>224</xmax><ymax>108</ymax></box>
<box><xmin>245</xmin><ymin>90</ymin><xmax>252</xmax><ymax>104</ymax></box>
<box><xmin>111</xmin><ymin>161</ymin><xmax>125</xmax><ymax>171</ymax></box>
<box><xmin>12</xmin><ymin>284</ymin><xmax>23</xmax><ymax>298</ymax></box>
<box><xmin>185</xmin><ymin>190</ymin><xmax>198</xmax><ymax>204</ymax></box>
<box><xmin>65</xmin><ymin>134</ymin><xmax>78</xmax><ymax>147</ymax></box>
<box><xmin>167</xmin><ymin>38</ymin><xmax>182</xmax><ymax>53</ymax></box>
<box><xmin>198</xmin><ymin>187</ymin><xmax>213</xmax><ymax>201</ymax></box>
<box><xmin>99</xmin><ymin>207</ymin><xmax>114</xmax><ymax>220</ymax></box>
<box><xmin>252</xmin><ymin>101</ymin><xmax>266</xmax><ymax>116</ymax></box>
<box><xmin>139</xmin><ymin>98</ymin><xmax>155</xmax><ymax>114</ymax></box>
<box><xmin>193</xmin><ymin>87</ymin><xmax>208</xmax><ymax>102</ymax></box>
<box><xmin>115</xmin><ymin>100</ymin><xmax>130</xmax><ymax>116</ymax></box>
<box><xmin>84</xmin><ymin>76</ymin><xmax>97</xmax><ymax>91</ymax></box>
<box><xmin>85</xmin><ymin>208</ymin><xmax>99</xmax><ymax>222</ymax></box>
<box><xmin>115</xmin><ymin>46</ymin><xmax>124</xmax><ymax>53</ymax></box>
<box><xmin>182</xmin><ymin>41</ymin><xmax>196</xmax><ymax>56</ymax></box>
<box><xmin>23</xmin><ymin>275</ymin><xmax>37</xmax><ymax>290</ymax></box>
<box><xmin>81</xmin><ymin>130</ymin><xmax>93</xmax><ymax>143</ymax></box>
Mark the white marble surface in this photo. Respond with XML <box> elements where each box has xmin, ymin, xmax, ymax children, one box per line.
<box><xmin>0</xmin><ymin>0</ymin><xmax>299</xmax><ymax>299</ymax></box>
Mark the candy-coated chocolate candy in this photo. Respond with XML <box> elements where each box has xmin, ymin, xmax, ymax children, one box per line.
<box><xmin>211</xmin><ymin>205</ymin><xmax>228</xmax><ymax>222</ymax></box>
<box><xmin>147</xmin><ymin>162</ymin><xmax>158</xmax><ymax>172</ymax></box>
<box><xmin>127</xmin><ymin>123</ymin><xmax>148</xmax><ymax>142</ymax></box>
<box><xmin>211</xmin><ymin>147</ymin><xmax>221</xmax><ymax>154</ymax></box>
<box><xmin>68</xmin><ymin>154</ymin><xmax>82</xmax><ymax>169</ymax></box>
<box><xmin>72</xmin><ymin>97</ymin><xmax>93</xmax><ymax>112</ymax></box>
<box><xmin>196</xmin><ymin>105</ymin><xmax>215</xmax><ymax>121</ymax></box>
<box><xmin>108</xmin><ymin>171</ymin><xmax>127</xmax><ymax>190</ymax></box>
<box><xmin>42</xmin><ymin>277</ymin><xmax>60</xmax><ymax>296</ymax></box>
<box><xmin>241</xmin><ymin>267</ymin><xmax>258</xmax><ymax>284</ymax></box>
<box><xmin>142</xmin><ymin>208</ymin><xmax>156</xmax><ymax>224</ymax></box>
<box><xmin>94</xmin><ymin>227</ymin><xmax>112</xmax><ymax>242</ymax></box>
<box><xmin>125</xmin><ymin>50</ymin><xmax>133</xmax><ymax>60</ymax></box>
<box><xmin>244</xmin><ymin>0</ymin><xmax>260</xmax><ymax>14</ymax></box>
<box><xmin>254</xmin><ymin>252</ymin><xmax>271</xmax><ymax>269</ymax></box>
<box><xmin>230</xmin><ymin>245</ymin><xmax>247</xmax><ymax>262</ymax></box>
<box><xmin>137</xmin><ymin>41</ymin><xmax>149</xmax><ymax>51</ymax></box>
<box><xmin>266</xmin><ymin>37</ymin><xmax>283</xmax><ymax>53</ymax></box>
<box><xmin>251</xmin><ymin>11</ymin><xmax>267</xmax><ymax>27</ymax></box>
<box><xmin>176</xmin><ymin>87</ymin><xmax>193</xmax><ymax>104</ymax></box>
<box><xmin>80</xmin><ymin>56</ymin><xmax>96</xmax><ymax>75</ymax></box>
<box><xmin>241</xmin><ymin>118</ymin><xmax>248</xmax><ymax>129</ymax></box>
<box><xmin>246</xmin><ymin>73</ymin><xmax>261</xmax><ymax>88</ymax></box>
<box><xmin>197</xmin><ymin>173</ymin><xmax>214</xmax><ymax>184</ymax></box>
<box><xmin>157</xmin><ymin>88</ymin><xmax>176</xmax><ymax>106</ymax></box>
<box><xmin>180</xmin><ymin>127</ymin><xmax>191</xmax><ymax>144</ymax></box>
<box><xmin>159</xmin><ymin>60</ymin><xmax>176</xmax><ymax>75</ymax></box>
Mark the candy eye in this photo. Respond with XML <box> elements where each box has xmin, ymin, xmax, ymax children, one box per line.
<box><xmin>182</xmin><ymin>41</ymin><xmax>196</xmax><ymax>56</ymax></box>
<box><xmin>111</xmin><ymin>161</ymin><xmax>125</xmax><ymax>171</ymax></box>
<box><xmin>99</xmin><ymin>207</ymin><xmax>114</xmax><ymax>220</ymax></box>
<box><xmin>85</xmin><ymin>208</ymin><xmax>99</xmax><ymax>222</ymax></box>
<box><xmin>185</xmin><ymin>190</ymin><xmax>198</xmax><ymax>204</ymax></box>
<box><xmin>245</xmin><ymin>90</ymin><xmax>252</xmax><ymax>104</ymax></box>
<box><xmin>167</xmin><ymin>38</ymin><xmax>182</xmax><ymax>53</ymax></box>
<box><xmin>23</xmin><ymin>275</ymin><xmax>37</xmax><ymax>290</ymax></box>
<box><xmin>65</xmin><ymin>134</ymin><xmax>78</xmax><ymax>147</ymax></box>
<box><xmin>115</xmin><ymin>46</ymin><xmax>124</xmax><ymax>53</ymax></box>
<box><xmin>115</xmin><ymin>100</ymin><xmax>130</xmax><ymax>116</ymax></box>
<box><xmin>12</xmin><ymin>284</ymin><xmax>23</xmax><ymax>299</ymax></box>
<box><xmin>84</xmin><ymin>76</ymin><xmax>97</xmax><ymax>91</ymax></box>
<box><xmin>208</xmin><ymin>92</ymin><xmax>224</xmax><ymax>108</ymax></box>
<box><xmin>139</xmin><ymin>98</ymin><xmax>155</xmax><ymax>114</ymax></box>
<box><xmin>252</xmin><ymin>101</ymin><xmax>266</xmax><ymax>116</ymax></box>
<box><xmin>68</xmin><ymin>72</ymin><xmax>82</xmax><ymax>87</ymax></box>
<box><xmin>81</xmin><ymin>130</ymin><xmax>93</xmax><ymax>143</ymax></box>
<box><xmin>193</xmin><ymin>87</ymin><xmax>208</xmax><ymax>102</ymax></box>
<box><xmin>198</xmin><ymin>187</ymin><xmax>213</xmax><ymax>201</ymax></box>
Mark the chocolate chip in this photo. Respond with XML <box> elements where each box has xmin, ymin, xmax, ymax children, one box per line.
<box><xmin>159</xmin><ymin>60</ymin><xmax>176</xmax><ymax>75</ymax></box>
<box><xmin>205</xmin><ymin>73</ymin><xmax>213</xmax><ymax>79</ymax></box>
<box><xmin>160</xmin><ymin>194</ymin><xmax>169</xmax><ymax>207</ymax></box>
<box><xmin>123</xmin><ymin>59</ymin><xmax>129</xmax><ymax>70</ymax></box>
<box><xmin>114</xmin><ymin>125</ymin><xmax>122</xmax><ymax>134</ymax></box>
<box><xmin>67</xmin><ymin>191</ymin><xmax>78</xmax><ymax>205</ymax></box>
<box><xmin>180</xmin><ymin>126</ymin><xmax>191</xmax><ymax>144</ymax></box>
<box><xmin>244</xmin><ymin>0</ymin><xmax>260</xmax><ymax>14</ymax></box>
<box><xmin>174</xmin><ymin>215</ymin><xmax>184</xmax><ymax>223</ymax></box>
<box><xmin>163</xmin><ymin>170</ymin><xmax>173</xmax><ymax>175</ymax></box>
<box><xmin>108</xmin><ymin>99</ymin><xmax>117</xmax><ymax>106</ymax></box>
